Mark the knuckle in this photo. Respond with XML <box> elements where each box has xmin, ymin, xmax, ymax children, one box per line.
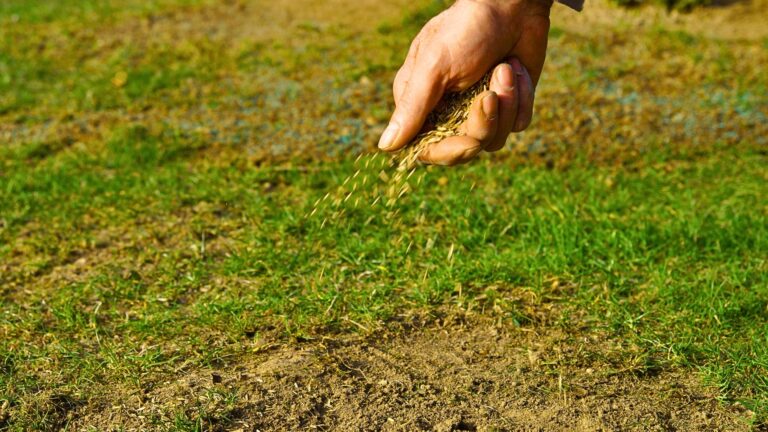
<box><xmin>418</xmin><ymin>49</ymin><xmax>447</xmax><ymax>75</ymax></box>
<box><xmin>392</xmin><ymin>78</ymin><xmax>404</xmax><ymax>97</ymax></box>
<box><xmin>394</xmin><ymin>65</ymin><xmax>409</xmax><ymax>85</ymax></box>
<box><xmin>471</xmin><ymin>125</ymin><xmax>493</xmax><ymax>143</ymax></box>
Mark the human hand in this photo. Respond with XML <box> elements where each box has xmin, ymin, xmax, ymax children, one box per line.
<box><xmin>377</xmin><ymin>0</ymin><xmax>552</xmax><ymax>165</ymax></box>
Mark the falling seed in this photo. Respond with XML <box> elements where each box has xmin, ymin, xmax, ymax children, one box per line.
<box><xmin>309</xmin><ymin>72</ymin><xmax>490</xmax><ymax>224</ymax></box>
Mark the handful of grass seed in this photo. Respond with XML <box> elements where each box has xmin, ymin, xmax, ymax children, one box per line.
<box><xmin>382</xmin><ymin>71</ymin><xmax>493</xmax><ymax>204</ymax></box>
<box><xmin>394</xmin><ymin>71</ymin><xmax>493</xmax><ymax>171</ymax></box>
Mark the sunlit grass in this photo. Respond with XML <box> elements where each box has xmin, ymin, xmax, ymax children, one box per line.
<box><xmin>0</xmin><ymin>0</ymin><xmax>767</xmax><ymax>429</ymax></box>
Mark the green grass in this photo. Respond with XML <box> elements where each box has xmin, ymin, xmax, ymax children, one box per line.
<box><xmin>2</xmin><ymin>128</ymin><xmax>766</xmax><ymax>428</ymax></box>
<box><xmin>1</xmin><ymin>0</ymin><xmax>767</xmax><ymax>430</ymax></box>
<box><xmin>0</xmin><ymin>0</ymin><xmax>208</xmax><ymax>24</ymax></box>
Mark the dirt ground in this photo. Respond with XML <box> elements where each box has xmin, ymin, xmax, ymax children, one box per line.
<box><xmin>74</xmin><ymin>312</ymin><xmax>752</xmax><ymax>431</ymax></box>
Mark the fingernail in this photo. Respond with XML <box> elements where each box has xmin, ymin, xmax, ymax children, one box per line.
<box><xmin>378</xmin><ymin>122</ymin><xmax>400</xmax><ymax>150</ymax></box>
<box><xmin>482</xmin><ymin>93</ymin><xmax>497</xmax><ymax>121</ymax></box>
<box><xmin>510</xmin><ymin>58</ymin><xmax>524</xmax><ymax>76</ymax></box>
<box><xmin>495</xmin><ymin>63</ymin><xmax>514</xmax><ymax>91</ymax></box>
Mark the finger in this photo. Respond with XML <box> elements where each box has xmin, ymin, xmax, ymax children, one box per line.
<box><xmin>511</xmin><ymin>58</ymin><xmax>534</xmax><ymax>132</ymax></box>
<box><xmin>512</xmin><ymin>14</ymin><xmax>550</xmax><ymax>87</ymax></box>
<box><xmin>378</xmin><ymin>59</ymin><xmax>445</xmax><ymax>153</ymax></box>
<box><xmin>418</xmin><ymin>135</ymin><xmax>484</xmax><ymax>166</ymax></box>
<box><xmin>393</xmin><ymin>37</ymin><xmax>419</xmax><ymax>101</ymax></box>
<box><xmin>485</xmin><ymin>62</ymin><xmax>519</xmax><ymax>152</ymax></box>
<box><xmin>504</xmin><ymin>14</ymin><xmax>550</xmax><ymax>134</ymax></box>
<box><xmin>393</xmin><ymin>67</ymin><xmax>409</xmax><ymax>103</ymax></box>
<box><xmin>459</xmin><ymin>90</ymin><xmax>499</xmax><ymax>147</ymax></box>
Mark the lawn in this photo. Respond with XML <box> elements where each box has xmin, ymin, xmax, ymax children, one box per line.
<box><xmin>1</xmin><ymin>0</ymin><xmax>767</xmax><ymax>430</ymax></box>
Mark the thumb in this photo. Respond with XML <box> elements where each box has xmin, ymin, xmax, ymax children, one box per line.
<box><xmin>378</xmin><ymin>67</ymin><xmax>444</xmax><ymax>152</ymax></box>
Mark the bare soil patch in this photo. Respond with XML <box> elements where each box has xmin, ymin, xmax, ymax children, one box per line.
<box><xmin>75</xmin><ymin>314</ymin><xmax>752</xmax><ymax>431</ymax></box>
